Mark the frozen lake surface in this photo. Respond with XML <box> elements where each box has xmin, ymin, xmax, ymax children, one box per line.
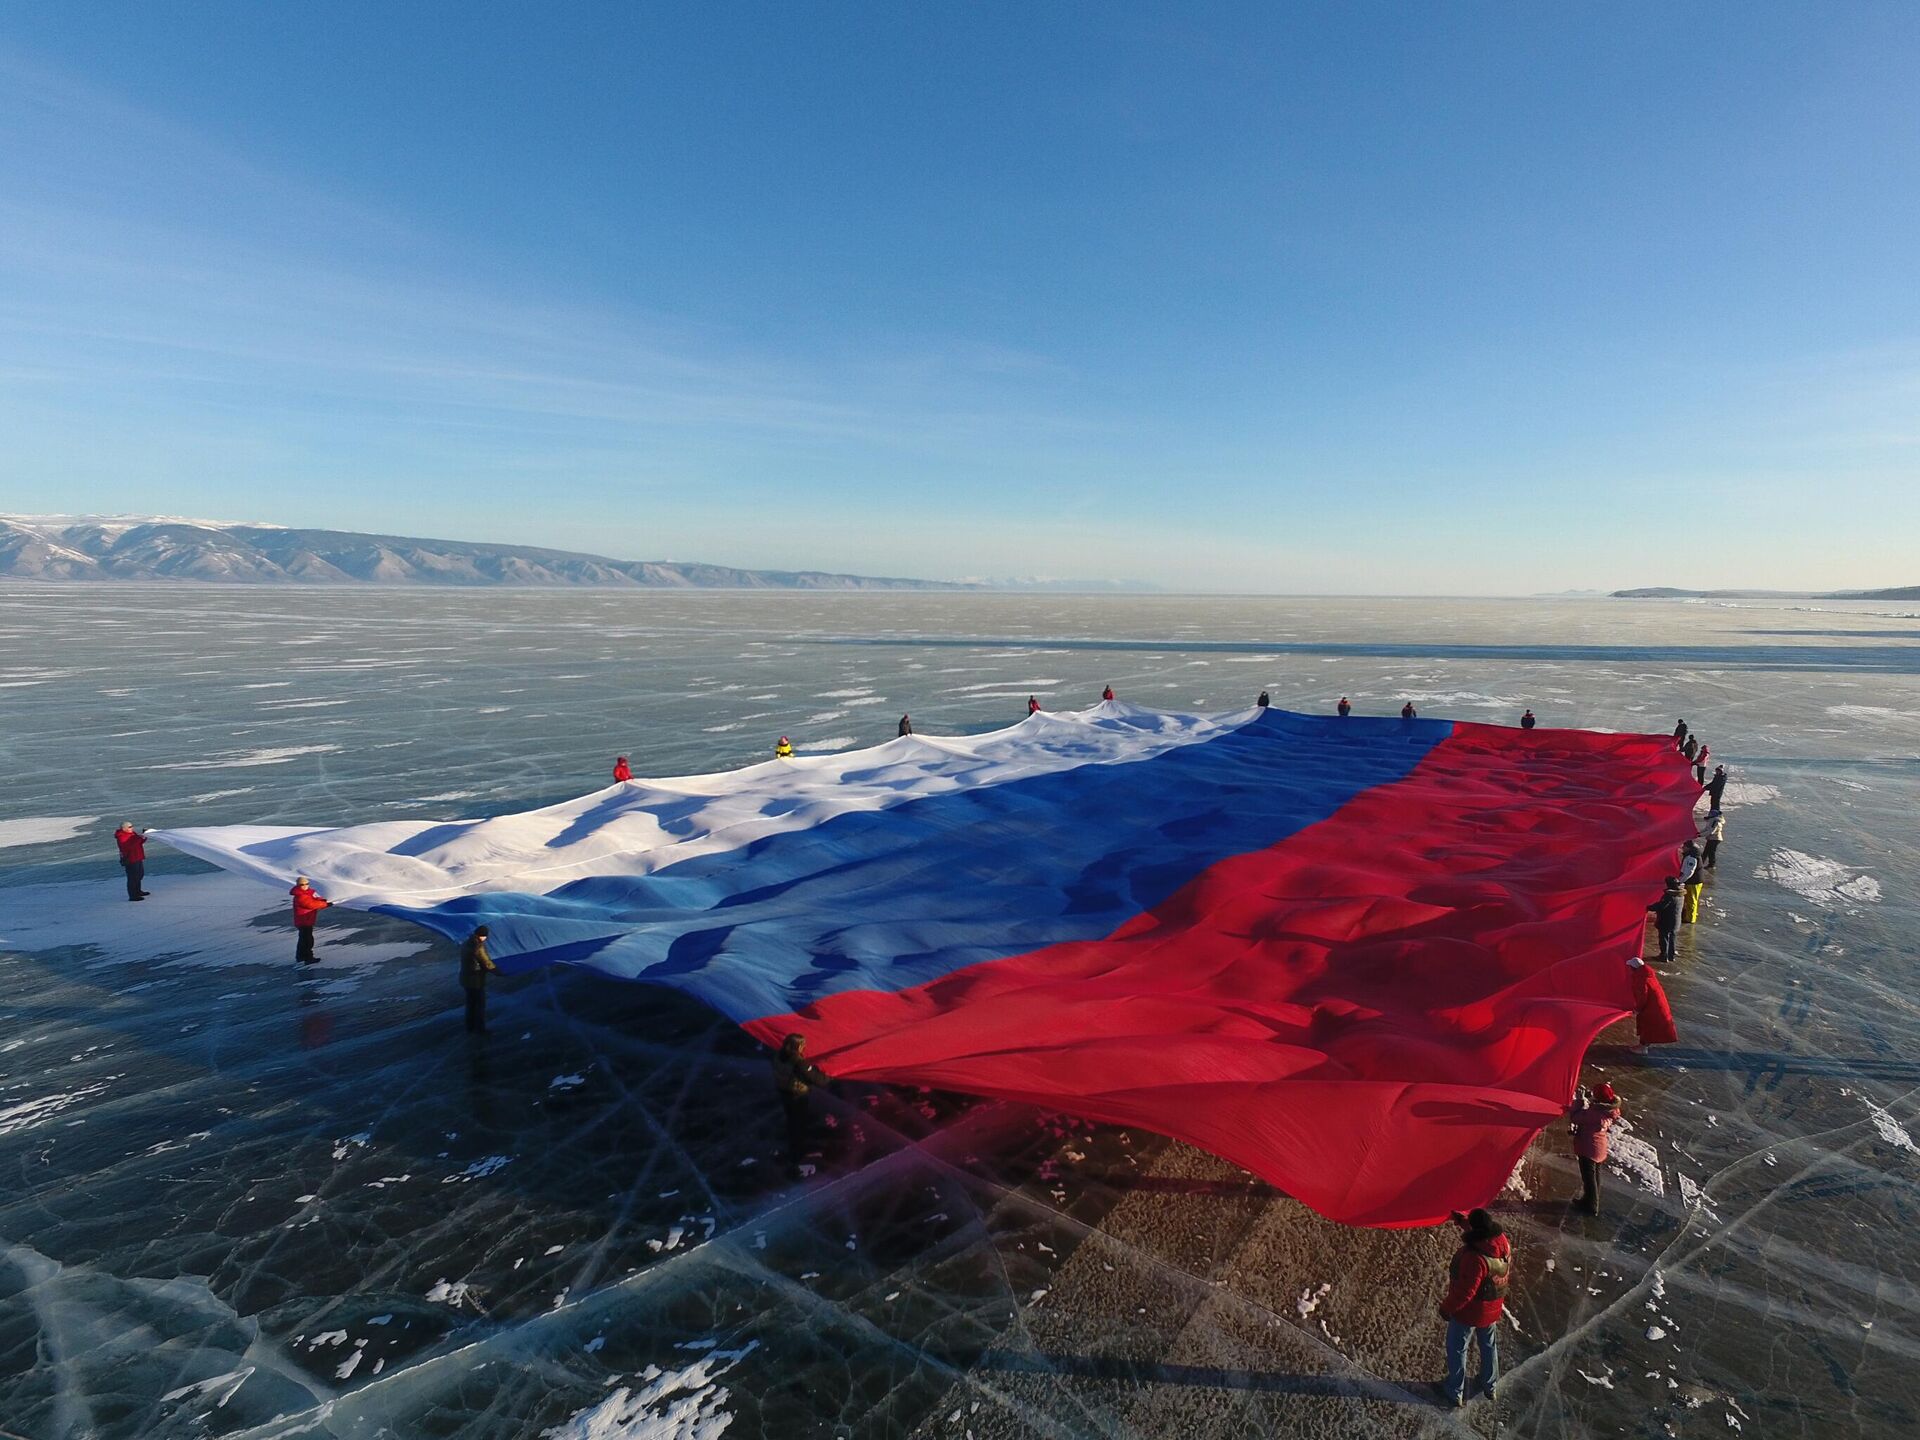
<box><xmin>2</xmin><ymin>585</ymin><xmax>1917</xmax><ymax>1438</ymax></box>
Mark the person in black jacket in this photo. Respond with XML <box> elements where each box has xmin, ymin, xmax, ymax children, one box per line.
<box><xmin>1647</xmin><ymin>879</ymin><xmax>1682</xmax><ymax>963</ymax></box>
<box><xmin>1337</xmin><ymin>697</ymin><xmax>1351</xmax><ymax>717</ymax></box>
<box><xmin>1257</xmin><ymin>691</ymin><xmax>1271</xmax><ymax>708</ymax></box>
<box><xmin>1401</xmin><ymin>701</ymin><xmax>1418</xmax><ymax>719</ymax></box>
<box><xmin>1705</xmin><ymin>764</ymin><xmax>1728</xmax><ymax>811</ymax></box>
<box><xmin>460</xmin><ymin>925</ymin><xmax>498</xmax><ymax>1033</ymax></box>
<box><xmin>1673</xmin><ymin>718</ymin><xmax>1688</xmax><ymax>744</ymax></box>
<box><xmin>1519</xmin><ymin>709</ymin><xmax>1536</xmax><ymax>730</ymax></box>
<box><xmin>898</xmin><ymin>714</ymin><xmax>913</xmax><ymax>737</ymax></box>
<box><xmin>773</xmin><ymin>1033</ymin><xmax>830</xmax><ymax>1177</ymax></box>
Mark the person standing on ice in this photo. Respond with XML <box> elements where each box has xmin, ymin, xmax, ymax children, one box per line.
<box><xmin>1673</xmin><ymin>718</ymin><xmax>1688</xmax><ymax>746</ymax></box>
<box><xmin>1337</xmin><ymin>696</ymin><xmax>1351</xmax><ymax>717</ymax></box>
<box><xmin>290</xmin><ymin>876</ymin><xmax>330</xmax><ymax>963</ymax></box>
<box><xmin>1705</xmin><ymin>764</ymin><xmax>1728</xmax><ymax>812</ymax></box>
<box><xmin>1520</xmin><ymin>708</ymin><xmax>1536</xmax><ymax>730</ymax></box>
<box><xmin>1692</xmin><ymin>744</ymin><xmax>1711</xmax><ymax>785</ymax></box>
<box><xmin>114</xmin><ymin>822</ymin><xmax>150</xmax><ymax>902</ymax></box>
<box><xmin>1627</xmin><ymin>955</ymin><xmax>1678</xmax><ymax>1049</ymax></box>
<box><xmin>898</xmin><ymin>714</ymin><xmax>913</xmax><ymax>737</ymax></box>
<box><xmin>1681</xmin><ymin>735</ymin><xmax>1699</xmax><ymax>764</ymax></box>
<box><xmin>612</xmin><ymin>755</ymin><xmax>632</xmax><ymax>783</ymax></box>
<box><xmin>1567</xmin><ymin>1082</ymin><xmax>1622</xmax><ymax>1215</ymax></box>
<box><xmin>1257</xmin><ymin>691</ymin><xmax>1270</xmax><ymax>708</ymax></box>
<box><xmin>1102</xmin><ymin>685</ymin><xmax>1115</xmax><ymax>702</ymax></box>
<box><xmin>1679</xmin><ymin>841</ymin><xmax>1705</xmax><ymax>924</ymax></box>
<box><xmin>460</xmin><ymin>924</ymin><xmax>498</xmax><ymax>1034</ymax></box>
<box><xmin>774</xmin><ymin>736</ymin><xmax>794</xmax><ymax>758</ymax></box>
<box><xmin>1027</xmin><ymin>696</ymin><xmax>1041</xmax><ymax>716</ymax></box>
<box><xmin>772</xmin><ymin>1033</ymin><xmax>829</xmax><ymax>1178</ymax></box>
<box><xmin>1702</xmin><ymin>809</ymin><xmax>1726</xmax><ymax>871</ymax></box>
<box><xmin>1401</xmin><ymin>701</ymin><xmax>1418</xmax><ymax>719</ymax></box>
<box><xmin>1647</xmin><ymin>878</ymin><xmax>1682</xmax><ymax>963</ymax></box>
<box><xmin>1433</xmin><ymin>1208</ymin><xmax>1511</xmax><ymax>1407</ymax></box>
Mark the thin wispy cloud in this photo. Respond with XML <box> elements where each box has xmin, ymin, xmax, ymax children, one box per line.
<box><xmin>0</xmin><ymin>47</ymin><xmax>1096</xmax><ymax>473</ymax></box>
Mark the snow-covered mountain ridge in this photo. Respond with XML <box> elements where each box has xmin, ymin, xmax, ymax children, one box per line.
<box><xmin>0</xmin><ymin>516</ymin><xmax>966</xmax><ymax>589</ymax></box>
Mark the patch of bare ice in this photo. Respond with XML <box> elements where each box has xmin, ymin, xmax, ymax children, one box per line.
<box><xmin>1717</xmin><ymin>782</ymin><xmax>1779</xmax><ymax>808</ymax></box>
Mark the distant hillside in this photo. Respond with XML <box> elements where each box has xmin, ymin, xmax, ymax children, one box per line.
<box><xmin>0</xmin><ymin>516</ymin><xmax>973</xmax><ymax>590</ymax></box>
<box><xmin>1613</xmin><ymin>585</ymin><xmax>1920</xmax><ymax>601</ymax></box>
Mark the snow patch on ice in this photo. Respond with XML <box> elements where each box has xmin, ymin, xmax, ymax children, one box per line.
<box><xmin>1857</xmin><ymin>1097</ymin><xmax>1919</xmax><ymax>1156</ymax></box>
<box><xmin>1757</xmin><ymin>849</ymin><xmax>1880</xmax><ymax>909</ymax></box>
<box><xmin>425</xmin><ymin>1278</ymin><xmax>478</xmax><ymax>1307</ymax></box>
<box><xmin>160</xmin><ymin>1366</ymin><xmax>254</xmax><ymax>1408</ymax></box>
<box><xmin>1606</xmin><ymin>1120</ymin><xmax>1665</xmax><ymax>1196</ymax></box>
<box><xmin>147</xmin><ymin>744</ymin><xmax>340</xmax><ymax>771</ymax></box>
<box><xmin>0</xmin><ymin>1081</ymin><xmax>112</xmax><ymax>1137</ymax></box>
<box><xmin>442</xmin><ymin>1154</ymin><xmax>512</xmax><ymax>1183</ymax></box>
<box><xmin>540</xmin><ymin>1340</ymin><xmax>757</xmax><ymax>1440</ymax></box>
<box><xmin>0</xmin><ymin>815</ymin><xmax>98</xmax><ymax>849</ymax></box>
<box><xmin>1825</xmin><ymin>704</ymin><xmax>1916</xmax><ymax>722</ymax></box>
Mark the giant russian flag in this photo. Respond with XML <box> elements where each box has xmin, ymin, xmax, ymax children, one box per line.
<box><xmin>157</xmin><ymin>704</ymin><xmax>1699</xmax><ymax>1226</ymax></box>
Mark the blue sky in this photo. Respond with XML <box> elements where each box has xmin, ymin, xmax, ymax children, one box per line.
<box><xmin>2</xmin><ymin>4</ymin><xmax>1917</xmax><ymax>592</ymax></box>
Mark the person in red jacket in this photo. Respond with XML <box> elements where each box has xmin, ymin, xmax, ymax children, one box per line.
<box><xmin>1027</xmin><ymin>695</ymin><xmax>1041</xmax><ymax>716</ymax></box>
<box><xmin>1435</xmin><ymin>1208</ymin><xmax>1512</xmax><ymax>1407</ymax></box>
<box><xmin>612</xmin><ymin>755</ymin><xmax>632</xmax><ymax>783</ymax></box>
<box><xmin>1101</xmin><ymin>685</ymin><xmax>1115</xmax><ymax>702</ymax></box>
<box><xmin>1568</xmin><ymin>1081</ymin><xmax>1622</xmax><ymax>1215</ymax></box>
<box><xmin>290</xmin><ymin>876</ymin><xmax>330</xmax><ymax>964</ymax></box>
<box><xmin>1627</xmin><ymin>955</ymin><xmax>1678</xmax><ymax>1049</ymax></box>
<box><xmin>114</xmin><ymin>822</ymin><xmax>150</xmax><ymax>902</ymax></box>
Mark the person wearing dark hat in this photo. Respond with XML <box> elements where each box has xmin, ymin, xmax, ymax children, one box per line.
<box><xmin>459</xmin><ymin>924</ymin><xmax>498</xmax><ymax>1033</ymax></box>
<box><xmin>1680</xmin><ymin>841</ymin><xmax>1705</xmax><ymax>923</ymax></box>
<box><xmin>612</xmin><ymin>755</ymin><xmax>632</xmax><ymax>783</ymax></box>
<box><xmin>1648</xmin><ymin>878</ymin><xmax>1682</xmax><ymax>963</ymax></box>
<box><xmin>1101</xmin><ymin>685</ymin><xmax>1115</xmax><ymax>702</ymax></box>
<box><xmin>114</xmin><ymin>822</ymin><xmax>150</xmax><ymax>901</ymax></box>
<box><xmin>290</xmin><ymin>876</ymin><xmax>330</xmax><ymax>963</ymax></box>
<box><xmin>1027</xmin><ymin>695</ymin><xmax>1041</xmax><ymax>716</ymax></box>
<box><xmin>1705</xmin><ymin>764</ymin><xmax>1728</xmax><ymax>812</ymax></box>
<box><xmin>1434</xmin><ymin>1208</ymin><xmax>1512</xmax><ymax>1407</ymax></box>
<box><xmin>898</xmin><ymin>714</ymin><xmax>913</xmax><ymax>737</ymax></box>
<box><xmin>1519</xmin><ymin>708</ymin><xmax>1536</xmax><ymax>730</ymax></box>
<box><xmin>772</xmin><ymin>1032</ymin><xmax>830</xmax><ymax>1178</ymax></box>
<box><xmin>1337</xmin><ymin>696</ymin><xmax>1351</xmax><ymax>717</ymax></box>
<box><xmin>1568</xmin><ymin>1081</ymin><xmax>1622</xmax><ymax>1215</ymax></box>
<box><xmin>1401</xmin><ymin>701</ymin><xmax>1418</xmax><ymax>719</ymax></box>
<box><xmin>1256</xmin><ymin>691</ymin><xmax>1270</xmax><ymax>708</ymax></box>
<box><xmin>1673</xmin><ymin>718</ymin><xmax>1688</xmax><ymax>746</ymax></box>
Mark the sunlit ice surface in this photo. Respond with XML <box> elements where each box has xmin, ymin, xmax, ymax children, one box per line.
<box><xmin>2</xmin><ymin>584</ymin><xmax>1917</xmax><ymax>1438</ymax></box>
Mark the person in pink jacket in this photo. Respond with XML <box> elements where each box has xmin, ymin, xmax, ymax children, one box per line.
<box><xmin>1568</xmin><ymin>1081</ymin><xmax>1622</xmax><ymax>1215</ymax></box>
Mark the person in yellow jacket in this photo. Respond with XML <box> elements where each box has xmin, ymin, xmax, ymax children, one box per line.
<box><xmin>774</xmin><ymin>736</ymin><xmax>795</xmax><ymax>759</ymax></box>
